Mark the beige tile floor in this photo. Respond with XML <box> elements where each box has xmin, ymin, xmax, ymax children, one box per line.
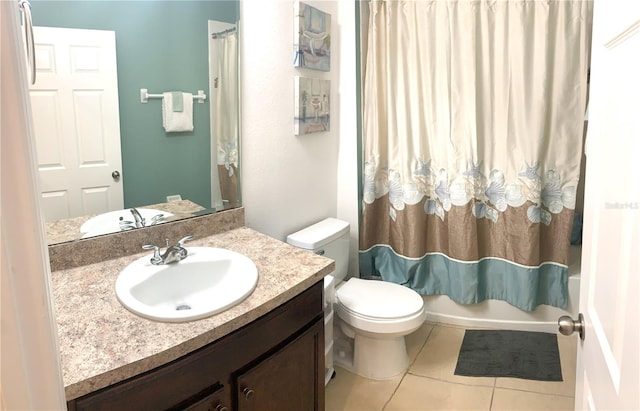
<box><xmin>325</xmin><ymin>323</ymin><xmax>578</xmax><ymax>411</ymax></box>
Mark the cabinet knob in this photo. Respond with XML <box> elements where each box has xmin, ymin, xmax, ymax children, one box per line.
<box><xmin>215</xmin><ymin>405</ymin><xmax>228</xmax><ymax>411</ymax></box>
<box><xmin>242</xmin><ymin>388</ymin><xmax>255</xmax><ymax>400</ymax></box>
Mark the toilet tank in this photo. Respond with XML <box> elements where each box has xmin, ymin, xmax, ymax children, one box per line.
<box><xmin>286</xmin><ymin>218</ymin><xmax>350</xmax><ymax>282</ymax></box>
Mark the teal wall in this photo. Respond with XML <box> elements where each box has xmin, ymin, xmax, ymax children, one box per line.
<box><xmin>31</xmin><ymin>1</ymin><xmax>239</xmax><ymax>209</ymax></box>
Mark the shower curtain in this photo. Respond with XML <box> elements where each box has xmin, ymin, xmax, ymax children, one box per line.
<box><xmin>210</xmin><ymin>29</ymin><xmax>239</xmax><ymax>210</ymax></box>
<box><xmin>359</xmin><ymin>0</ymin><xmax>592</xmax><ymax>311</ymax></box>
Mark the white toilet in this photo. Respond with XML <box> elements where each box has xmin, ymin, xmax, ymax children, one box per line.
<box><xmin>287</xmin><ymin>218</ymin><xmax>426</xmax><ymax>380</ymax></box>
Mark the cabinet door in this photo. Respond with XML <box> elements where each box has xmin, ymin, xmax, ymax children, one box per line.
<box><xmin>236</xmin><ymin>319</ymin><xmax>324</xmax><ymax>411</ymax></box>
<box><xmin>181</xmin><ymin>386</ymin><xmax>227</xmax><ymax>411</ymax></box>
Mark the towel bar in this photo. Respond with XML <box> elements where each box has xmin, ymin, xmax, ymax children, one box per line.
<box><xmin>140</xmin><ymin>89</ymin><xmax>206</xmax><ymax>104</ymax></box>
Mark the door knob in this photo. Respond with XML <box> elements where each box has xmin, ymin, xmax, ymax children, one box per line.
<box><xmin>112</xmin><ymin>170</ymin><xmax>121</xmax><ymax>180</ymax></box>
<box><xmin>242</xmin><ymin>387</ymin><xmax>255</xmax><ymax>400</ymax></box>
<box><xmin>558</xmin><ymin>313</ymin><xmax>585</xmax><ymax>340</ymax></box>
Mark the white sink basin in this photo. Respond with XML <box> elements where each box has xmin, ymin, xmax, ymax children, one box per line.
<box><xmin>81</xmin><ymin>208</ymin><xmax>173</xmax><ymax>237</ymax></box>
<box><xmin>115</xmin><ymin>247</ymin><xmax>258</xmax><ymax>322</ymax></box>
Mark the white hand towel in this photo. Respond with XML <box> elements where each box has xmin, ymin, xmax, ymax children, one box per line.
<box><xmin>162</xmin><ymin>92</ymin><xmax>194</xmax><ymax>132</ymax></box>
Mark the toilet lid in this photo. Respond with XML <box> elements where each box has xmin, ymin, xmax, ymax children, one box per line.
<box><xmin>336</xmin><ymin>278</ymin><xmax>424</xmax><ymax>319</ymax></box>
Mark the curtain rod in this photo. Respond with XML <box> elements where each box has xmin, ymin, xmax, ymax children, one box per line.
<box><xmin>212</xmin><ymin>27</ymin><xmax>236</xmax><ymax>39</ymax></box>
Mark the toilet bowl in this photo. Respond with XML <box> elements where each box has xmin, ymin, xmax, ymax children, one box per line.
<box><xmin>287</xmin><ymin>218</ymin><xmax>426</xmax><ymax>380</ymax></box>
<box><xmin>335</xmin><ymin>277</ymin><xmax>425</xmax><ymax>379</ymax></box>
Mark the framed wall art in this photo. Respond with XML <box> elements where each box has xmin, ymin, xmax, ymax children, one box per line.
<box><xmin>293</xmin><ymin>1</ymin><xmax>331</xmax><ymax>71</ymax></box>
<box><xmin>294</xmin><ymin>76</ymin><xmax>330</xmax><ymax>135</ymax></box>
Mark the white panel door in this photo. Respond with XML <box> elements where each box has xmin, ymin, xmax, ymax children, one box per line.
<box><xmin>30</xmin><ymin>26</ymin><xmax>123</xmax><ymax>222</ymax></box>
<box><xmin>575</xmin><ymin>1</ymin><xmax>640</xmax><ymax>409</ymax></box>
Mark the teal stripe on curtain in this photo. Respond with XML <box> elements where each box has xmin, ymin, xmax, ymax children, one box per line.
<box><xmin>360</xmin><ymin>246</ymin><xmax>568</xmax><ymax>312</ymax></box>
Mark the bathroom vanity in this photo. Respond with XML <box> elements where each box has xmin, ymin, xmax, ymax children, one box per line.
<box><xmin>51</xmin><ymin>209</ymin><xmax>333</xmax><ymax>411</ymax></box>
<box><xmin>67</xmin><ymin>283</ymin><xmax>324</xmax><ymax>410</ymax></box>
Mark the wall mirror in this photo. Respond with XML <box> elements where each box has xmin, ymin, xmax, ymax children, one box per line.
<box><xmin>29</xmin><ymin>0</ymin><xmax>240</xmax><ymax>245</ymax></box>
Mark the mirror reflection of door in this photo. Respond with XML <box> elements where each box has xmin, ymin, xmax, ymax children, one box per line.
<box><xmin>209</xmin><ymin>20</ymin><xmax>239</xmax><ymax>211</ymax></box>
<box><xmin>30</xmin><ymin>26</ymin><xmax>123</xmax><ymax>222</ymax></box>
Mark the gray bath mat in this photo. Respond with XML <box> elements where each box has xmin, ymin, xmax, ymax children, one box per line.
<box><xmin>454</xmin><ymin>330</ymin><xmax>563</xmax><ymax>381</ymax></box>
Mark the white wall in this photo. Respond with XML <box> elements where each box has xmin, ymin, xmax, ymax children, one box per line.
<box><xmin>241</xmin><ymin>0</ymin><xmax>359</xmax><ymax>267</ymax></box>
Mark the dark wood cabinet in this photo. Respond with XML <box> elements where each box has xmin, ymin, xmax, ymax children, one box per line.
<box><xmin>236</xmin><ymin>320</ymin><xmax>323</xmax><ymax>411</ymax></box>
<box><xmin>182</xmin><ymin>386</ymin><xmax>226</xmax><ymax>411</ymax></box>
<box><xmin>67</xmin><ymin>281</ymin><xmax>324</xmax><ymax>411</ymax></box>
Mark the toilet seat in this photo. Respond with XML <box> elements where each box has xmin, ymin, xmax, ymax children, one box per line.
<box><xmin>336</xmin><ymin>278</ymin><xmax>425</xmax><ymax>335</ymax></box>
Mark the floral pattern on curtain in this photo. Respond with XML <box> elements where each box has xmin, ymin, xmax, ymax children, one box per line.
<box><xmin>359</xmin><ymin>0</ymin><xmax>592</xmax><ymax>311</ymax></box>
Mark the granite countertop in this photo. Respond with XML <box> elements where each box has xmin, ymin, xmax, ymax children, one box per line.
<box><xmin>51</xmin><ymin>227</ymin><xmax>334</xmax><ymax>401</ymax></box>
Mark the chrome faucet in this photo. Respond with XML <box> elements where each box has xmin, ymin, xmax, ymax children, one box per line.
<box><xmin>120</xmin><ymin>212</ymin><xmax>166</xmax><ymax>231</ymax></box>
<box><xmin>143</xmin><ymin>235</ymin><xmax>193</xmax><ymax>265</ymax></box>
<box><xmin>130</xmin><ymin>208</ymin><xmax>145</xmax><ymax>228</ymax></box>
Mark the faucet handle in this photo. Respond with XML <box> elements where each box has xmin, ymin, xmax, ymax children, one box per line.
<box><xmin>142</xmin><ymin>244</ymin><xmax>163</xmax><ymax>264</ymax></box>
<box><xmin>119</xmin><ymin>220</ymin><xmax>135</xmax><ymax>230</ymax></box>
<box><xmin>148</xmin><ymin>214</ymin><xmax>165</xmax><ymax>226</ymax></box>
<box><xmin>177</xmin><ymin>235</ymin><xmax>194</xmax><ymax>246</ymax></box>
